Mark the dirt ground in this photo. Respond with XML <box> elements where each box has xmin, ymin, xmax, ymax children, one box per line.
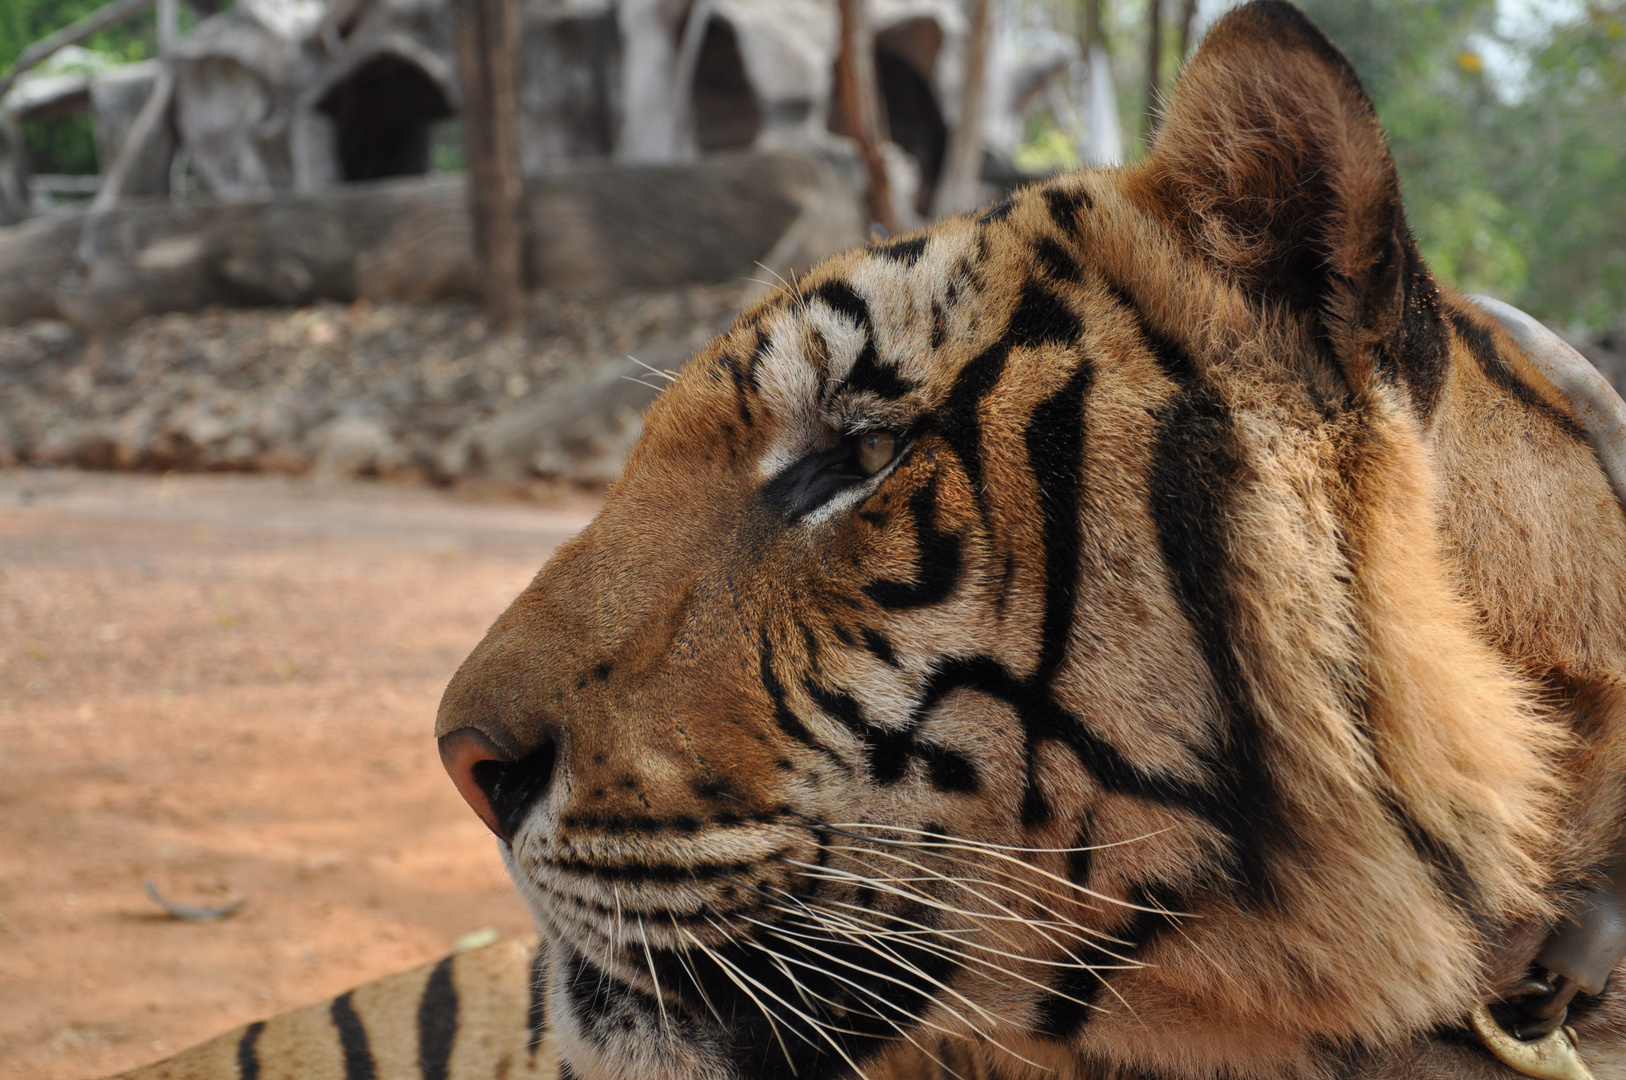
<box><xmin>0</xmin><ymin>469</ymin><xmax>602</xmax><ymax>1080</ymax></box>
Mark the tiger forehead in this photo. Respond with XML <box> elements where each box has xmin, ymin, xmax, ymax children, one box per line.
<box><xmin>742</xmin><ymin>221</ymin><xmax>987</xmax><ymax>444</ymax></box>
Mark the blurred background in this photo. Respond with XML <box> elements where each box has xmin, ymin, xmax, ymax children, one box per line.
<box><xmin>0</xmin><ymin>1</ymin><xmax>1621</xmax><ymax>1078</ymax></box>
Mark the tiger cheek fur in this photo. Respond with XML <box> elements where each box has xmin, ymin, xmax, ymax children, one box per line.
<box><xmin>435</xmin><ymin>5</ymin><xmax>1626</xmax><ymax>1080</ymax></box>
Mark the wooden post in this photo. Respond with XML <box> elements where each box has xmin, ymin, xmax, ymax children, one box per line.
<box><xmin>932</xmin><ymin>0</ymin><xmax>991</xmax><ymax>218</ymax></box>
<box><xmin>1143</xmin><ymin>0</ymin><xmax>1163</xmax><ymax>144</ymax></box>
<box><xmin>452</xmin><ymin>0</ymin><xmax>525</xmax><ymax>331</ymax></box>
<box><xmin>833</xmin><ymin>0</ymin><xmax>898</xmax><ymax>236</ymax></box>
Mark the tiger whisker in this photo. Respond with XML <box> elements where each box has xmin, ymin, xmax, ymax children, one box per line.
<box><xmin>757</xmin><ymin>888</ymin><xmax>1039</xmax><ymax>1042</ymax></box>
<box><xmin>789</xmin><ymin>856</ymin><xmax>1148</xmax><ymax>1018</ymax></box>
<box><xmin>666</xmin><ymin>916</ymin><xmax>728</xmax><ymax>1028</ymax></box>
<box><xmin>755</xmin><ymin>916</ymin><xmax>1052</xmax><ymax>1072</ymax></box>
<box><xmin>827</xmin><ymin>837</ymin><xmax>1135</xmax><ymax>932</ymax></box>
<box><xmin>736</xmin><ymin>925</ymin><xmax>977</xmax><ymax>1080</ymax></box>
<box><xmin>627</xmin><ymin>355</ymin><xmax>679</xmax><ymax>382</ymax></box>
<box><xmin>820</xmin><ymin>844</ymin><xmax>1139</xmax><ymax>958</ymax></box>
<box><xmin>811</xmin><ymin>822</ymin><xmax>1190</xmax><ymax>918</ymax></box>
<box><xmin>804</xmin><ymin>893</ymin><xmax>1142</xmax><ymax>973</ymax></box>
<box><xmin>813</xmin><ymin>850</ymin><xmax>1134</xmax><ymax>954</ymax></box>
<box><xmin>824</xmin><ymin>820</ymin><xmax>1170</xmax><ymax>857</ymax></box>
<box><xmin>696</xmin><ymin>918</ymin><xmax>877</xmax><ymax>1080</ymax></box>
<box><xmin>783</xmin><ymin>885</ymin><xmax>1145</xmax><ymax>1029</ymax></box>
<box><xmin>784</xmin><ymin>858</ymin><xmax>1113</xmax><ymax>958</ymax></box>
<box><xmin>637</xmin><ymin>916</ymin><xmax>672</xmax><ymax>1039</ymax></box>
<box><xmin>770</xmin><ymin>903</ymin><xmax>1125</xmax><ymax>1022</ymax></box>
<box><xmin>678</xmin><ymin>925</ymin><xmax>811</xmax><ymax>1075</ymax></box>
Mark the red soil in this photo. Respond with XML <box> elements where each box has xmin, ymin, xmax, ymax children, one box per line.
<box><xmin>0</xmin><ymin>470</ymin><xmax>600</xmax><ymax>1080</ymax></box>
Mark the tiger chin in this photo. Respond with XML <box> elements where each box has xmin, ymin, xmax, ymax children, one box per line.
<box><xmin>433</xmin><ymin>5</ymin><xmax>1626</xmax><ymax>1080</ymax></box>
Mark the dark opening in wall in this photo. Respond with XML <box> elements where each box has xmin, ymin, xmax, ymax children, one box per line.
<box><xmin>875</xmin><ymin>18</ymin><xmax>946</xmax><ymax>215</ymax></box>
<box><xmin>827</xmin><ymin>19</ymin><xmax>948</xmax><ymax>216</ymax></box>
<box><xmin>691</xmin><ymin>17</ymin><xmax>761</xmax><ymax>153</ymax></box>
<box><xmin>19</xmin><ymin>93</ymin><xmax>98</xmax><ymax>176</ymax></box>
<box><xmin>874</xmin><ymin>48</ymin><xmax>945</xmax><ymax>214</ymax></box>
<box><xmin>318</xmin><ymin>54</ymin><xmax>454</xmax><ymax>182</ymax></box>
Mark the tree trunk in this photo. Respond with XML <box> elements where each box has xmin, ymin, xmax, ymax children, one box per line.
<box><xmin>452</xmin><ymin>0</ymin><xmax>525</xmax><ymax>330</ymax></box>
<box><xmin>1178</xmin><ymin>0</ymin><xmax>1199</xmax><ymax>62</ymax></box>
<box><xmin>833</xmin><ymin>0</ymin><xmax>898</xmax><ymax>235</ymax></box>
<box><xmin>933</xmin><ymin>0</ymin><xmax>992</xmax><ymax>218</ymax></box>
<box><xmin>1076</xmin><ymin>0</ymin><xmax>1103</xmax><ymax>54</ymax></box>
<box><xmin>1143</xmin><ymin>0</ymin><xmax>1163</xmax><ymax>145</ymax></box>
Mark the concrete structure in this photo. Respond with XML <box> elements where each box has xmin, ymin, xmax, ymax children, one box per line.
<box><xmin>2</xmin><ymin>0</ymin><xmax>1072</xmax><ymax>220</ymax></box>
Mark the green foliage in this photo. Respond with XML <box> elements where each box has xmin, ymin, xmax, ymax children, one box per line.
<box><xmin>1298</xmin><ymin>0</ymin><xmax>1625</xmax><ymax>332</ymax></box>
<box><xmin>1</xmin><ymin>0</ymin><xmax>159</xmax><ymax>72</ymax></box>
<box><xmin>1020</xmin><ymin>0</ymin><xmax>1625</xmax><ymax>333</ymax></box>
<box><xmin>1014</xmin><ymin>112</ymin><xmax>1081</xmax><ymax>173</ymax></box>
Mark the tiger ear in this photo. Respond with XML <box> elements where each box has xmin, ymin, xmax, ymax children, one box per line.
<box><xmin>1137</xmin><ymin>0</ymin><xmax>1428</xmax><ymax>385</ymax></box>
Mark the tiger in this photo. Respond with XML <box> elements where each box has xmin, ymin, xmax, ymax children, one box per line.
<box><xmin>110</xmin><ymin>3</ymin><xmax>1626</xmax><ymax>1079</ymax></box>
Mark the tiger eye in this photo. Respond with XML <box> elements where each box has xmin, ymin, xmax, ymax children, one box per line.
<box><xmin>857</xmin><ymin>431</ymin><xmax>897</xmax><ymax>476</ymax></box>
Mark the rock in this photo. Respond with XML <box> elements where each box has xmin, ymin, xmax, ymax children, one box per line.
<box><xmin>311</xmin><ymin>415</ymin><xmax>406</xmax><ymax>478</ymax></box>
<box><xmin>460</xmin><ymin>358</ymin><xmax>662</xmax><ymax>486</ymax></box>
<box><xmin>0</xmin><ymin>284</ymin><xmax>747</xmax><ymax>485</ymax></box>
<box><xmin>0</xmin><ymin>151</ymin><xmax>862</xmax><ymax>331</ymax></box>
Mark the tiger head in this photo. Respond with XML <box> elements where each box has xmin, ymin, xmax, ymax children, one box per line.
<box><xmin>436</xmin><ymin>4</ymin><xmax>1571</xmax><ymax>1078</ymax></box>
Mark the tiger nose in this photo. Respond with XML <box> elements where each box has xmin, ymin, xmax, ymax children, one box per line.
<box><xmin>437</xmin><ymin>726</ymin><xmax>559</xmax><ymax>843</ymax></box>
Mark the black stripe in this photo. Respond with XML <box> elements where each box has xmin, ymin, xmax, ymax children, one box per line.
<box><xmin>911</xmin><ymin>655</ymin><xmax>1205</xmax><ymax>815</ymax></box>
<box><xmin>1146</xmin><ymin>359</ymin><xmax>1284</xmax><ymax>907</ymax></box>
<box><xmin>1006</xmin><ymin>281</ymin><xmax>1081</xmax><ymax>349</ymax></box>
<box><xmin>845</xmin><ymin>341</ymin><xmax>914</xmax><ymax>399</ymax></box>
<box><xmin>873</xmin><ymin>236</ymin><xmax>927</xmax><ymax>265</ymax></box>
<box><xmin>720</xmin><ymin>353</ymin><xmax>754</xmax><ymax>427</ymax></box>
<box><xmin>759</xmin><ymin>632</ymin><xmax>846</xmax><ymax>768</ymax></box>
<box><xmin>329</xmin><ymin>992</ymin><xmax>378</xmax><ymax>1080</ymax></box>
<box><xmin>1100</xmin><ymin>279</ymin><xmax>1198</xmax><ymax>384</ymax></box>
<box><xmin>1385</xmin><ymin>790</ymin><xmax>1487</xmax><ymax>931</ymax></box>
<box><xmin>804</xmin><ymin>680</ymin><xmax>870</xmax><ymax>742</ymax></box>
<box><xmin>417</xmin><ymin>957</ymin><xmax>457</xmax><ymax>1080</ymax></box>
<box><xmin>235</xmin><ymin>1021</ymin><xmax>264</xmax><ymax>1080</ymax></box>
<box><xmin>527</xmin><ymin>943</ymin><xmax>548</xmax><ymax>1056</ymax></box>
<box><xmin>919</xmin><ymin>741</ymin><xmax>980</xmax><ymax>793</ymax></box>
<box><xmin>1033</xmin><ymin>236</ymin><xmax>1081</xmax><ymax>283</ymax></box>
<box><xmin>745</xmin><ymin>328</ymin><xmax>768</xmax><ymax>392</ymax></box>
<box><xmin>1448</xmin><ymin>307</ymin><xmax>1584</xmax><ymax>439</ymax></box>
<box><xmin>814</xmin><ymin>279</ymin><xmax>915</xmax><ymax>400</ymax></box>
<box><xmin>1034</xmin><ymin>892</ymin><xmax>1181</xmax><ymax>1038</ymax></box>
<box><xmin>976</xmin><ymin>197</ymin><xmax>1015</xmax><ymax>223</ymax></box>
<box><xmin>1024</xmin><ymin>361</ymin><xmax>1094</xmax><ymax>682</ymax></box>
<box><xmin>813</xmin><ymin>280</ymin><xmax>872</xmax><ymax>334</ymax></box>
<box><xmin>937</xmin><ymin>342</ymin><xmax>1009</xmax><ymax>503</ymax></box>
<box><xmin>860</xmin><ymin>628</ymin><xmax>899</xmax><ymax>667</ymax></box>
<box><xmin>1374</xmin><ymin>232</ymin><xmax>1451</xmax><ymax>419</ymax></box>
<box><xmin>1042</xmin><ymin>187</ymin><xmax>1087</xmax><ymax>231</ymax></box>
<box><xmin>863</xmin><ymin>477</ymin><xmax>962</xmax><ymax>610</ymax></box>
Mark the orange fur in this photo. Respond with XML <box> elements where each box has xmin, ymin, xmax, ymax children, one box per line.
<box><xmin>435</xmin><ymin>6</ymin><xmax>1626</xmax><ymax>1080</ymax></box>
